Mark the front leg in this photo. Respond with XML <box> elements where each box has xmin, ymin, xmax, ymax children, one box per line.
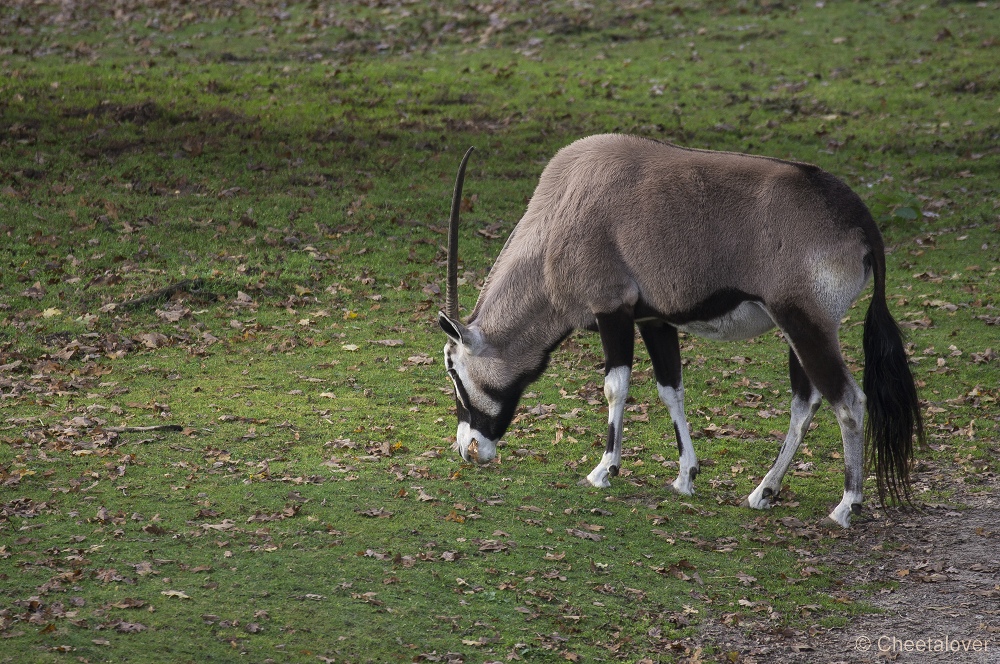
<box><xmin>639</xmin><ymin>322</ymin><xmax>699</xmax><ymax>495</ymax></box>
<box><xmin>585</xmin><ymin>310</ymin><xmax>635</xmax><ymax>488</ymax></box>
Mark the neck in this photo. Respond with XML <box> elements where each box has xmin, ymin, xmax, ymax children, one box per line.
<box><xmin>468</xmin><ymin>251</ymin><xmax>571</xmax><ymax>369</ymax></box>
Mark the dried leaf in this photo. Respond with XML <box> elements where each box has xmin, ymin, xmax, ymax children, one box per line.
<box><xmin>370</xmin><ymin>339</ymin><xmax>404</xmax><ymax>347</ymax></box>
<box><xmin>357</xmin><ymin>507</ymin><xmax>393</xmax><ymax>518</ymax></box>
<box><xmin>160</xmin><ymin>590</ymin><xmax>191</xmax><ymax>599</ymax></box>
<box><xmin>566</xmin><ymin>528</ymin><xmax>603</xmax><ymax>542</ymax></box>
<box><xmin>21</xmin><ymin>281</ymin><xmax>45</xmax><ymax>299</ymax></box>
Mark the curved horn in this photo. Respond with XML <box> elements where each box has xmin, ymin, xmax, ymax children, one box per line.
<box><xmin>446</xmin><ymin>146</ymin><xmax>475</xmax><ymax>321</ymax></box>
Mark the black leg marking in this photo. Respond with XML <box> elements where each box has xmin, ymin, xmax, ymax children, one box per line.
<box><xmin>762</xmin><ymin>487</ymin><xmax>774</xmax><ymax>499</ymax></box>
<box><xmin>772</xmin><ymin>303</ymin><xmax>866</xmax><ymax>526</ymax></box>
<box><xmin>639</xmin><ymin>320</ymin><xmax>700</xmax><ymax>496</ymax></box>
<box><xmin>844</xmin><ymin>462</ymin><xmax>864</xmax><ymax>497</ymax></box>
<box><xmin>605</xmin><ymin>422</ymin><xmax>616</xmax><ymax>454</ymax></box>
<box><xmin>788</xmin><ymin>346</ymin><xmax>814</xmax><ymax>403</ymax></box>
<box><xmin>596</xmin><ymin>309</ymin><xmax>636</xmax><ymax>375</ymax></box>
<box><xmin>851</xmin><ymin>503</ymin><xmax>862</xmax><ymax>515</ymax></box>
<box><xmin>590</xmin><ymin>308</ymin><xmax>635</xmax><ymax>488</ymax></box>
<box><xmin>771</xmin><ymin>304</ymin><xmax>850</xmax><ymax>404</ymax></box>
<box><xmin>638</xmin><ymin>322</ymin><xmax>682</xmax><ymax>389</ymax></box>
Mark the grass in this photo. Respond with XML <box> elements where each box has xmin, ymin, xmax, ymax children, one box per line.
<box><xmin>1</xmin><ymin>1</ymin><xmax>998</xmax><ymax>662</ymax></box>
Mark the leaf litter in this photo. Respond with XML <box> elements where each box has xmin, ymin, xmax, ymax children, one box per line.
<box><xmin>1</xmin><ymin>1</ymin><xmax>999</xmax><ymax>662</ymax></box>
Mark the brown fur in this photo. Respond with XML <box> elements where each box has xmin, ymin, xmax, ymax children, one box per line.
<box><xmin>468</xmin><ymin>134</ymin><xmax>869</xmax><ymax>370</ymax></box>
<box><xmin>443</xmin><ymin>134</ymin><xmax>921</xmax><ymax>521</ymax></box>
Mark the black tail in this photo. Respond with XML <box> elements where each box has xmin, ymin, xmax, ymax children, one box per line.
<box><xmin>862</xmin><ymin>251</ymin><xmax>924</xmax><ymax>506</ymax></box>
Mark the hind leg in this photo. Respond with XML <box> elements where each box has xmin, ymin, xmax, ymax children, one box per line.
<box><xmin>638</xmin><ymin>322</ymin><xmax>699</xmax><ymax>495</ymax></box>
<box><xmin>826</xmin><ymin>383</ymin><xmax>866</xmax><ymax>527</ymax></box>
<box><xmin>746</xmin><ymin>347</ymin><xmax>822</xmax><ymax>509</ymax></box>
<box><xmin>770</xmin><ymin>304</ymin><xmax>865</xmax><ymax>528</ymax></box>
<box><xmin>585</xmin><ymin>310</ymin><xmax>635</xmax><ymax>488</ymax></box>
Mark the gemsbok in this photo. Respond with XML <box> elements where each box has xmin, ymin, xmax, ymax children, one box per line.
<box><xmin>438</xmin><ymin>134</ymin><xmax>923</xmax><ymax>528</ymax></box>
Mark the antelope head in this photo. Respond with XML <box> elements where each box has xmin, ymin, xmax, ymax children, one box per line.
<box><xmin>438</xmin><ymin>147</ymin><xmax>519</xmax><ymax>464</ymax></box>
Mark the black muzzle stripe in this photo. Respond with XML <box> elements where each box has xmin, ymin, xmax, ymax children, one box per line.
<box><xmin>449</xmin><ymin>370</ymin><xmax>473</xmax><ymax>416</ymax></box>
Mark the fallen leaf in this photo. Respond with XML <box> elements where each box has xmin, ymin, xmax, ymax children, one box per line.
<box><xmin>566</xmin><ymin>528</ymin><xmax>603</xmax><ymax>542</ymax></box>
<box><xmin>357</xmin><ymin>507</ymin><xmax>393</xmax><ymax>518</ymax></box>
<box><xmin>370</xmin><ymin>339</ymin><xmax>404</xmax><ymax>347</ymax></box>
<box><xmin>139</xmin><ymin>332</ymin><xmax>170</xmax><ymax>349</ymax></box>
<box><xmin>160</xmin><ymin>590</ymin><xmax>190</xmax><ymax>599</ymax></box>
<box><xmin>21</xmin><ymin>281</ymin><xmax>45</xmax><ymax>299</ymax></box>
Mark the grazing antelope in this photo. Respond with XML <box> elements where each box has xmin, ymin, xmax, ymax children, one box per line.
<box><xmin>439</xmin><ymin>135</ymin><xmax>922</xmax><ymax>528</ymax></box>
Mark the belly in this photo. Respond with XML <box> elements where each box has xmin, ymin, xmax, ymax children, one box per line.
<box><xmin>676</xmin><ymin>301</ymin><xmax>775</xmax><ymax>341</ymax></box>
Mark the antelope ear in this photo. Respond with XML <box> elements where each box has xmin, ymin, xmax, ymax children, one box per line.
<box><xmin>438</xmin><ymin>312</ymin><xmax>469</xmax><ymax>345</ymax></box>
<box><xmin>439</xmin><ymin>313</ymin><xmax>487</xmax><ymax>353</ymax></box>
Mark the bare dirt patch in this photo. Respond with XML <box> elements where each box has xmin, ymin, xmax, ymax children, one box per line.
<box><xmin>701</xmin><ymin>479</ymin><xmax>1000</xmax><ymax>663</ymax></box>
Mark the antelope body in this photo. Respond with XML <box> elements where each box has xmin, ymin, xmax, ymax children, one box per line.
<box><xmin>439</xmin><ymin>134</ymin><xmax>922</xmax><ymax>528</ymax></box>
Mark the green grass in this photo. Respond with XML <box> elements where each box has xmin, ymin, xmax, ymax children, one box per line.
<box><xmin>1</xmin><ymin>1</ymin><xmax>999</xmax><ymax>662</ymax></box>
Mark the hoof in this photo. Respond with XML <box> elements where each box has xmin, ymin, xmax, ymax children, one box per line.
<box><xmin>583</xmin><ymin>471</ymin><xmax>612</xmax><ymax>489</ymax></box>
<box><xmin>670</xmin><ymin>477</ymin><xmax>695</xmax><ymax>496</ymax></box>
<box><xmin>745</xmin><ymin>485</ymin><xmax>778</xmax><ymax>510</ymax></box>
<box><xmin>744</xmin><ymin>493</ymin><xmax>772</xmax><ymax>510</ymax></box>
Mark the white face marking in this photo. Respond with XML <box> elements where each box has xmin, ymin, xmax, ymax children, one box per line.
<box><xmin>455</xmin><ymin>421</ymin><xmax>497</xmax><ymax>463</ymax></box>
<box><xmin>444</xmin><ymin>342</ymin><xmax>502</xmax><ymax>417</ymax></box>
<box><xmin>443</xmin><ymin>342</ymin><xmax>502</xmax><ymax>464</ymax></box>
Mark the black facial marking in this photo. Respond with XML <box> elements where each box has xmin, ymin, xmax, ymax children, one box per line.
<box><xmin>448</xmin><ymin>368</ymin><xmax>469</xmax><ymax>408</ymax></box>
<box><xmin>448</xmin><ymin>371</ymin><xmax>472</xmax><ymax>418</ymax></box>
<box><xmin>444</xmin><ymin>324</ymin><xmax>572</xmax><ymax>447</ymax></box>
